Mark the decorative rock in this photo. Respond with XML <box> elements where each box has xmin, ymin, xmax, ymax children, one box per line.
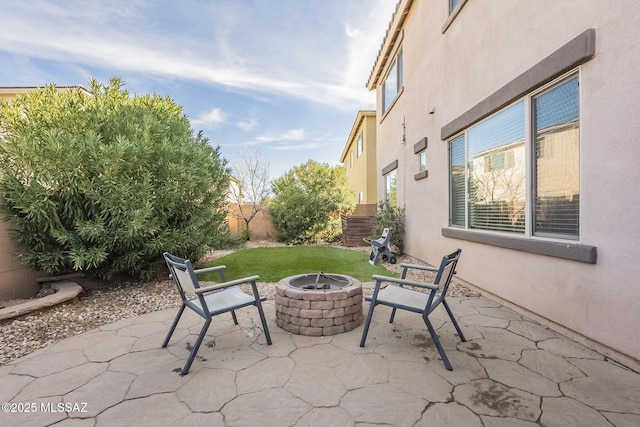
<box><xmin>0</xmin><ymin>282</ymin><xmax>83</xmax><ymax>320</ymax></box>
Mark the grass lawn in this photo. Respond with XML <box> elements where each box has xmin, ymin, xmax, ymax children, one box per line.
<box><xmin>199</xmin><ymin>246</ymin><xmax>399</xmax><ymax>283</ymax></box>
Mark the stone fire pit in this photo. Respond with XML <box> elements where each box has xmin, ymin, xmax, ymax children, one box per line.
<box><xmin>275</xmin><ymin>273</ymin><xmax>363</xmax><ymax>336</ymax></box>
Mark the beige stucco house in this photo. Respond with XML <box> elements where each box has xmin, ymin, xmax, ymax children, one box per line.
<box><xmin>340</xmin><ymin>110</ymin><xmax>378</xmax><ymax>216</ymax></box>
<box><xmin>0</xmin><ymin>85</ymin><xmax>92</xmax><ymax>103</ymax></box>
<box><xmin>369</xmin><ymin>0</ymin><xmax>640</xmax><ymax>370</ymax></box>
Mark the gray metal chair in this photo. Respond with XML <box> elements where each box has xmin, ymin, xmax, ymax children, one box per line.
<box><xmin>162</xmin><ymin>252</ymin><xmax>272</xmax><ymax>375</ymax></box>
<box><xmin>359</xmin><ymin>249</ymin><xmax>466</xmax><ymax>370</ymax></box>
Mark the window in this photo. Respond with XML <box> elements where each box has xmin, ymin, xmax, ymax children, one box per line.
<box><xmin>443</xmin><ymin>0</ymin><xmax>468</xmax><ymax>33</ymax></box>
<box><xmin>383</xmin><ymin>48</ymin><xmax>403</xmax><ymax>114</ymax></box>
<box><xmin>449</xmin><ymin>74</ymin><xmax>579</xmax><ymax>239</ymax></box>
<box><xmin>418</xmin><ymin>151</ymin><xmax>427</xmax><ymax>172</ymax></box>
<box><xmin>358</xmin><ymin>191</ymin><xmax>364</xmax><ymax>204</ymax></box>
<box><xmin>413</xmin><ymin>137</ymin><xmax>428</xmax><ymax>180</ymax></box>
<box><xmin>385</xmin><ymin>169</ymin><xmax>398</xmax><ymax>208</ymax></box>
<box><xmin>533</xmin><ymin>77</ymin><xmax>580</xmax><ymax>236</ymax></box>
<box><xmin>357</xmin><ymin>133</ymin><xmax>363</xmax><ymax>157</ymax></box>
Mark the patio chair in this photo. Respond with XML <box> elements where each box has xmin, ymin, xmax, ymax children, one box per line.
<box><xmin>162</xmin><ymin>252</ymin><xmax>272</xmax><ymax>375</ymax></box>
<box><xmin>359</xmin><ymin>249</ymin><xmax>466</xmax><ymax>370</ymax></box>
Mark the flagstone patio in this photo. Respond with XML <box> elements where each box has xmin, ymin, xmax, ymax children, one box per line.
<box><xmin>1</xmin><ymin>293</ymin><xmax>639</xmax><ymax>426</ymax></box>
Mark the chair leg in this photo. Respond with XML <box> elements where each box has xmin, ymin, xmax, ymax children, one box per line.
<box><xmin>389</xmin><ymin>307</ymin><xmax>397</xmax><ymax>323</ymax></box>
<box><xmin>359</xmin><ymin>301</ymin><xmax>377</xmax><ymax>347</ymax></box>
<box><xmin>231</xmin><ymin>310</ymin><xmax>239</xmax><ymax>325</ymax></box>
<box><xmin>442</xmin><ymin>299</ymin><xmax>466</xmax><ymax>342</ymax></box>
<box><xmin>361</xmin><ymin>280</ymin><xmax>384</xmax><ymax>347</ymax></box>
<box><xmin>182</xmin><ymin>318</ymin><xmax>212</xmax><ymax>375</ymax></box>
<box><xmin>162</xmin><ymin>304</ymin><xmax>186</xmax><ymax>348</ymax></box>
<box><xmin>254</xmin><ymin>300</ymin><xmax>272</xmax><ymax>345</ymax></box>
<box><xmin>423</xmin><ymin>315</ymin><xmax>453</xmax><ymax>371</ymax></box>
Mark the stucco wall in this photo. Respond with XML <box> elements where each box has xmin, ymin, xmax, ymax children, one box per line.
<box><xmin>0</xmin><ymin>197</ymin><xmax>41</xmax><ymax>300</ymax></box>
<box><xmin>374</xmin><ymin>0</ymin><xmax>640</xmax><ymax>367</ymax></box>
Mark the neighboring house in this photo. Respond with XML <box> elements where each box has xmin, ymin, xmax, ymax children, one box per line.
<box><xmin>0</xmin><ymin>85</ymin><xmax>92</xmax><ymax>103</ymax></box>
<box><xmin>227</xmin><ymin>176</ymin><xmax>243</xmax><ymax>204</ymax></box>
<box><xmin>340</xmin><ymin>110</ymin><xmax>378</xmax><ymax>216</ymax></box>
<box><xmin>368</xmin><ymin>0</ymin><xmax>640</xmax><ymax>369</ymax></box>
<box><xmin>0</xmin><ymin>86</ymin><xmax>92</xmax><ymax>301</ymax></box>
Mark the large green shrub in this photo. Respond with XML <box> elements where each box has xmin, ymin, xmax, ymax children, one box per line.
<box><xmin>0</xmin><ymin>78</ymin><xmax>230</xmax><ymax>280</ymax></box>
<box><xmin>269</xmin><ymin>160</ymin><xmax>355</xmax><ymax>244</ymax></box>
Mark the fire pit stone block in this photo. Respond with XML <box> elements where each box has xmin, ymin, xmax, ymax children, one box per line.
<box><xmin>275</xmin><ymin>275</ymin><xmax>363</xmax><ymax>336</ymax></box>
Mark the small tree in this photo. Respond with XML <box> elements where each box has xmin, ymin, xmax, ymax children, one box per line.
<box><xmin>372</xmin><ymin>200</ymin><xmax>405</xmax><ymax>255</ymax></box>
<box><xmin>227</xmin><ymin>149</ymin><xmax>271</xmax><ymax>240</ymax></box>
<box><xmin>0</xmin><ymin>78</ymin><xmax>231</xmax><ymax>280</ymax></box>
<box><xmin>269</xmin><ymin>160</ymin><xmax>355</xmax><ymax>244</ymax></box>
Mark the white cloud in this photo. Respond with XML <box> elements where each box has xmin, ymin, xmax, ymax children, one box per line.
<box><xmin>271</xmin><ymin>141</ymin><xmax>330</xmax><ymax>151</ymax></box>
<box><xmin>0</xmin><ymin>0</ymin><xmax>397</xmax><ymax>110</ymax></box>
<box><xmin>236</xmin><ymin>117</ymin><xmax>259</xmax><ymax>131</ymax></box>
<box><xmin>191</xmin><ymin>108</ymin><xmax>227</xmax><ymax>128</ymax></box>
<box><xmin>342</xmin><ymin>1</ymin><xmax>399</xmax><ymax>89</ymax></box>
<box><xmin>254</xmin><ymin>129</ymin><xmax>307</xmax><ymax>144</ymax></box>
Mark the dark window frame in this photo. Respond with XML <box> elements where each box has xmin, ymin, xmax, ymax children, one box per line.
<box><xmin>382</xmin><ymin>48</ymin><xmax>404</xmax><ymax>115</ymax></box>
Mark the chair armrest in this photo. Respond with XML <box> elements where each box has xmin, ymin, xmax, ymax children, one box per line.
<box><xmin>195</xmin><ymin>275</ymin><xmax>261</xmax><ymax>294</ymax></box>
<box><xmin>400</xmin><ymin>263</ymin><xmax>438</xmax><ymax>273</ymax></box>
<box><xmin>193</xmin><ymin>265</ymin><xmax>226</xmax><ymax>275</ymax></box>
<box><xmin>371</xmin><ymin>274</ymin><xmax>439</xmax><ymax>291</ymax></box>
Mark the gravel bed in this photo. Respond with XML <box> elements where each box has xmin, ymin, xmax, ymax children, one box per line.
<box><xmin>0</xmin><ymin>243</ymin><xmax>478</xmax><ymax>365</ymax></box>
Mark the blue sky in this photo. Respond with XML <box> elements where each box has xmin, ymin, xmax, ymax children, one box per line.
<box><xmin>0</xmin><ymin>0</ymin><xmax>397</xmax><ymax>180</ymax></box>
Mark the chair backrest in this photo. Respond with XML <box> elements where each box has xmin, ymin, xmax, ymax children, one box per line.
<box><xmin>432</xmin><ymin>249</ymin><xmax>462</xmax><ymax>298</ymax></box>
<box><xmin>163</xmin><ymin>252</ymin><xmax>199</xmax><ymax>298</ymax></box>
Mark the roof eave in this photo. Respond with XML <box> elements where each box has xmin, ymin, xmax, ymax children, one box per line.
<box><xmin>366</xmin><ymin>0</ymin><xmax>413</xmax><ymax>91</ymax></box>
<box><xmin>0</xmin><ymin>85</ymin><xmax>93</xmax><ymax>97</ymax></box>
<box><xmin>340</xmin><ymin>110</ymin><xmax>376</xmax><ymax>163</ymax></box>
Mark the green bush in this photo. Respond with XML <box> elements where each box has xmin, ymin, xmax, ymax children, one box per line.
<box><xmin>372</xmin><ymin>200</ymin><xmax>405</xmax><ymax>255</ymax></box>
<box><xmin>269</xmin><ymin>160</ymin><xmax>355</xmax><ymax>244</ymax></box>
<box><xmin>0</xmin><ymin>78</ymin><xmax>231</xmax><ymax>280</ymax></box>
